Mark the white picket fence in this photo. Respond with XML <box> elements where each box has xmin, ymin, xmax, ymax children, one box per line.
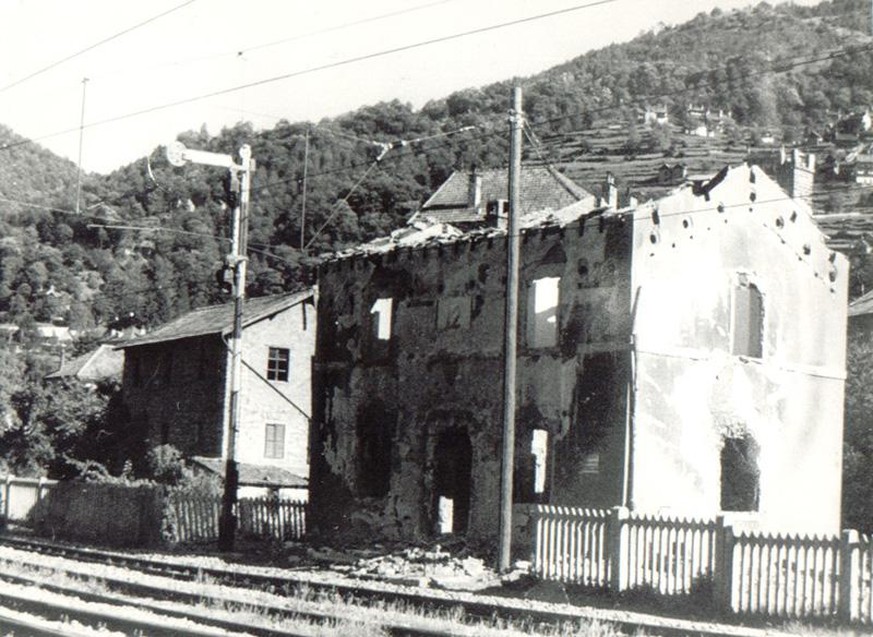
<box><xmin>167</xmin><ymin>493</ymin><xmax>307</xmax><ymax>544</ymax></box>
<box><xmin>530</xmin><ymin>504</ymin><xmax>873</xmax><ymax>624</ymax></box>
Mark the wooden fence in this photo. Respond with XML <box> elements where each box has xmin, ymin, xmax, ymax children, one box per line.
<box><xmin>167</xmin><ymin>493</ymin><xmax>307</xmax><ymax>544</ymax></box>
<box><xmin>529</xmin><ymin>504</ymin><xmax>873</xmax><ymax>624</ymax></box>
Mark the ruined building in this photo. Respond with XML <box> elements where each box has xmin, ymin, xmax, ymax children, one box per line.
<box><xmin>308</xmin><ymin>164</ymin><xmax>848</xmax><ymax>547</ymax></box>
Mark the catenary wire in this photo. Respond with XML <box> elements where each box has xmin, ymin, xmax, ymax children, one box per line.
<box><xmin>0</xmin><ymin>0</ymin><xmax>197</xmax><ymax>95</ymax></box>
<box><xmin>0</xmin><ymin>0</ymin><xmax>622</xmax><ymax>153</ymax></box>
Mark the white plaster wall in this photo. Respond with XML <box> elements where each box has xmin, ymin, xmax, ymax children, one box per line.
<box><xmin>629</xmin><ymin>165</ymin><xmax>848</xmax><ymax>535</ymax></box>
<box><xmin>229</xmin><ymin>301</ymin><xmax>314</xmax><ymax>479</ymax></box>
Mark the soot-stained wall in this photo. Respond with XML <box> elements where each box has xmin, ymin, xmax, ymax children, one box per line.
<box><xmin>310</xmin><ymin>216</ymin><xmax>634</xmax><ymax>545</ymax></box>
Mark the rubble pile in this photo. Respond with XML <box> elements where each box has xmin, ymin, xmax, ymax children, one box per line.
<box><xmin>325</xmin><ymin>544</ymin><xmax>503</xmax><ymax>591</ymax></box>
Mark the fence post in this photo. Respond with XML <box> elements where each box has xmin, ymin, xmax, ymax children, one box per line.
<box><xmin>839</xmin><ymin>529</ymin><xmax>859</xmax><ymax>623</ymax></box>
<box><xmin>3</xmin><ymin>475</ymin><xmax>10</xmax><ymax>523</ymax></box>
<box><xmin>609</xmin><ymin>505</ymin><xmax>629</xmax><ymax>591</ymax></box>
<box><xmin>714</xmin><ymin>515</ymin><xmax>735</xmax><ymax>612</ymax></box>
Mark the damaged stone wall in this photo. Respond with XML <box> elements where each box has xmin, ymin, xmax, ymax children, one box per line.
<box><xmin>310</xmin><ymin>216</ymin><xmax>634</xmax><ymax>548</ymax></box>
<box><xmin>629</xmin><ymin>164</ymin><xmax>848</xmax><ymax>535</ymax></box>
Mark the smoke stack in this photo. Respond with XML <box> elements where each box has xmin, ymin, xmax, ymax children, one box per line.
<box><xmin>468</xmin><ymin>166</ymin><xmax>482</xmax><ymax>209</ymax></box>
<box><xmin>605</xmin><ymin>172</ymin><xmax>617</xmax><ymax>209</ymax></box>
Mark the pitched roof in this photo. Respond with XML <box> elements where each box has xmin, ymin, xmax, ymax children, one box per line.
<box><xmin>44</xmin><ymin>344</ymin><xmax>124</xmax><ymax>382</ymax></box>
<box><xmin>417</xmin><ymin>166</ymin><xmax>593</xmax><ymax>224</ymax></box>
<box><xmin>849</xmin><ymin>290</ymin><xmax>873</xmax><ymax>318</ymax></box>
<box><xmin>118</xmin><ymin>290</ymin><xmax>313</xmax><ymax>349</ymax></box>
<box><xmin>191</xmin><ymin>456</ymin><xmax>307</xmax><ymax>488</ymax></box>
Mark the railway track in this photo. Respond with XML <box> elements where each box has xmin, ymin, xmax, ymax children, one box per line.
<box><xmin>0</xmin><ymin>533</ymin><xmax>797</xmax><ymax>637</ymax></box>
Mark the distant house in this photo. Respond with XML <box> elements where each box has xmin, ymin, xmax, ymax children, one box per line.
<box><xmin>411</xmin><ymin>166</ymin><xmax>594</xmax><ymax>231</ymax></box>
<box><xmin>640</xmin><ymin>105</ymin><xmax>669</xmax><ymax>127</ymax></box>
<box><xmin>684</xmin><ymin>105</ymin><xmax>729</xmax><ymax>138</ymax></box>
<box><xmin>118</xmin><ymin>291</ymin><xmax>315</xmax><ymax>492</ymax></box>
<box><xmin>853</xmin><ymin>154</ymin><xmax>873</xmax><ymax>185</ymax></box>
<box><xmin>44</xmin><ymin>344</ymin><xmax>124</xmax><ymax>386</ymax></box>
<box><xmin>656</xmin><ymin>162</ymin><xmax>687</xmax><ymax>186</ymax></box>
<box><xmin>309</xmin><ymin>163</ymin><xmax>848</xmax><ymax>546</ymax></box>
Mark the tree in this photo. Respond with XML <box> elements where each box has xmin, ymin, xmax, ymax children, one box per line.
<box><xmin>843</xmin><ymin>332</ymin><xmax>873</xmax><ymax>532</ymax></box>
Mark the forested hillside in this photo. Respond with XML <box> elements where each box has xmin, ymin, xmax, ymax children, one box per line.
<box><xmin>0</xmin><ymin>0</ymin><xmax>869</xmax><ymax>333</ymax></box>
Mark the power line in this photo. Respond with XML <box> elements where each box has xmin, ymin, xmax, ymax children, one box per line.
<box><xmin>86</xmin><ymin>0</ymin><xmax>459</xmax><ymax>85</ymax></box>
<box><xmin>0</xmin><ymin>0</ymin><xmax>621</xmax><ymax>153</ymax></box>
<box><xmin>0</xmin><ymin>0</ymin><xmax>197</xmax><ymax>95</ymax></box>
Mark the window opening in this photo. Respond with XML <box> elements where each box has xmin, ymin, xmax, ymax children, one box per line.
<box><xmin>370</xmin><ymin>298</ymin><xmax>393</xmax><ymax>340</ymax></box>
<box><xmin>720</xmin><ymin>435</ymin><xmax>760</xmax><ymax>512</ymax></box>
<box><xmin>433</xmin><ymin>429</ymin><xmax>472</xmax><ymax>533</ymax></box>
<box><xmin>731</xmin><ymin>281</ymin><xmax>763</xmax><ymax>358</ymax></box>
<box><xmin>267</xmin><ymin>347</ymin><xmax>290</xmax><ymax>381</ymax></box>
<box><xmin>265</xmin><ymin>422</ymin><xmax>285</xmax><ymax>459</ymax></box>
<box><xmin>357</xmin><ymin>404</ymin><xmax>393</xmax><ymax>497</ymax></box>
<box><xmin>532</xmin><ymin>429</ymin><xmax>548</xmax><ymax>494</ymax></box>
<box><xmin>528</xmin><ymin>276</ymin><xmax>560</xmax><ymax>348</ymax></box>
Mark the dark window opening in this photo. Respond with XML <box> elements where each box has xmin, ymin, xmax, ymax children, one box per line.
<box><xmin>267</xmin><ymin>347</ymin><xmax>290</xmax><ymax>381</ymax></box>
<box><xmin>720</xmin><ymin>435</ymin><xmax>760</xmax><ymax>512</ymax></box>
<box><xmin>160</xmin><ymin>420</ymin><xmax>169</xmax><ymax>446</ymax></box>
<box><xmin>265</xmin><ymin>422</ymin><xmax>285</xmax><ymax>459</ymax></box>
<box><xmin>528</xmin><ymin>276</ymin><xmax>560</xmax><ymax>348</ymax></box>
<box><xmin>357</xmin><ymin>403</ymin><xmax>394</xmax><ymax>497</ymax></box>
<box><xmin>732</xmin><ymin>281</ymin><xmax>763</xmax><ymax>358</ymax></box>
<box><xmin>433</xmin><ymin>429</ymin><xmax>472</xmax><ymax>534</ymax></box>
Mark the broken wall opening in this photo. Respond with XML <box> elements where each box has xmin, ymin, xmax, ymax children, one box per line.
<box><xmin>432</xmin><ymin>428</ymin><xmax>472</xmax><ymax>534</ymax></box>
<box><xmin>720</xmin><ymin>434</ymin><xmax>760</xmax><ymax>512</ymax></box>
<box><xmin>356</xmin><ymin>402</ymin><xmax>395</xmax><ymax>497</ymax></box>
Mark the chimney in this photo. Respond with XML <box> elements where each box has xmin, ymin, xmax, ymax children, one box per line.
<box><xmin>604</xmin><ymin>172</ymin><xmax>618</xmax><ymax>209</ymax></box>
<box><xmin>468</xmin><ymin>167</ymin><xmax>482</xmax><ymax>210</ymax></box>
<box><xmin>787</xmin><ymin>149</ymin><xmax>815</xmax><ymax>200</ymax></box>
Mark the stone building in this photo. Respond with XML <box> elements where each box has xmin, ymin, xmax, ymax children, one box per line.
<box><xmin>308</xmin><ymin>164</ymin><xmax>848</xmax><ymax>547</ymax></box>
<box><xmin>119</xmin><ymin>291</ymin><xmax>314</xmax><ymax>489</ymax></box>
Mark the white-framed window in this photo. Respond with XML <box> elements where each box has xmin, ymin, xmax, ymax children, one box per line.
<box><xmin>267</xmin><ymin>347</ymin><xmax>290</xmax><ymax>382</ymax></box>
<box><xmin>264</xmin><ymin>422</ymin><xmax>285</xmax><ymax>459</ymax></box>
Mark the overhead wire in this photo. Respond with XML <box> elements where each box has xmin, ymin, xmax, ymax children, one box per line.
<box><xmin>0</xmin><ymin>0</ymin><xmax>197</xmax><ymax>95</ymax></box>
<box><xmin>0</xmin><ymin>0</ymin><xmax>622</xmax><ymax>154</ymax></box>
<box><xmin>87</xmin><ymin>0</ymin><xmax>460</xmax><ymax>84</ymax></box>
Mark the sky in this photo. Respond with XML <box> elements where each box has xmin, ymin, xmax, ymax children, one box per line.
<box><xmin>0</xmin><ymin>0</ymin><xmax>823</xmax><ymax>174</ymax></box>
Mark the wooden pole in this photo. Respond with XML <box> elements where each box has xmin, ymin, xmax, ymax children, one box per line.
<box><xmin>498</xmin><ymin>86</ymin><xmax>523</xmax><ymax>572</ymax></box>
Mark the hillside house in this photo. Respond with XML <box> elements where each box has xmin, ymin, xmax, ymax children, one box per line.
<box><xmin>410</xmin><ymin>166</ymin><xmax>594</xmax><ymax>231</ymax></box>
<box><xmin>118</xmin><ymin>291</ymin><xmax>314</xmax><ymax>491</ymax></box>
<box><xmin>853</xmin><ymin>154</ymin><xmax>873</xmax><ymax>185</ymax></box>
<box><xmin>308</xmin><ymin>163</ymin><xmax>848</xmax><ymax>546</ymax></box>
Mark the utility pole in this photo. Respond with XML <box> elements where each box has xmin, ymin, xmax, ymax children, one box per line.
<box><xmin>300</xmin><ymin>127</ymin><xmax>309</xmax><ymax>252</ymax></box>
<box><xmin>498</xmin><ymin>86</ymin><xmax>523</xmax><ymax>573</ymax></box>
<box><xmin>166</xmin><ymin>141</ymin><xmax>254</xmax><ymax>552</ymax></box>
<box><xmin>75</xmin><ymin>77</ymin><xmax>88</xmax><ymax>215</ymax></box>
